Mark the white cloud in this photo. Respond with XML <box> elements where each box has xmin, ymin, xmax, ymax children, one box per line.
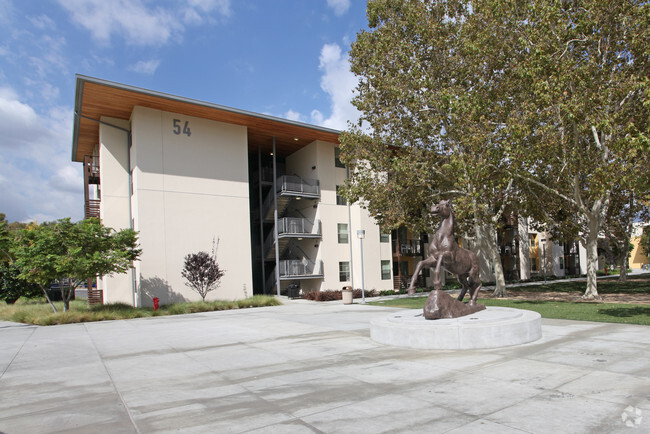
<box><xmin>311</xmin><ymin>43</ymin><xmax>360</xmax><ymax>130</ymax></box>
<box><xmin>326</xmin><ymin>0</ymin><xmax>350</xmax><ymax>16</ymax></box>
<box><xmin>0</xmin><ymin>87</ymin><xmax>42</xmax><ymax>145</ymax></box>
<box><xmin>284</xmin><ymin>109</ymin><xmax>303</xmax><ymax>122</ymax></box>
<box><xmin>184</xmin><ymin>0</ymin><xmax>231</xmax><ymax>24</ymax></box>
<box><xmin>0</xmin><ymin>87</ymin><xmax>83</xmax><ymax>223</ymax></box>
<box><xmin>29</xmin><ymin>14</ymin><xmax>57</xmax><ymax>30</ymax></box>
<box><xmin>129</xmin><ymin>59</ymin><xmax>161</xmax><ymax>75</ymax></box>
<box><xmin>57</xmin><ymin>0</ymin><xmax>231</xmax><ymax>46</ymax></box>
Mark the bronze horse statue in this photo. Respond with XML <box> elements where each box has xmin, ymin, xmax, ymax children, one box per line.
<box><xmin>407</xmin><ymin>200</ymin><xmax>482</xmax><ymax>306</ymax></box>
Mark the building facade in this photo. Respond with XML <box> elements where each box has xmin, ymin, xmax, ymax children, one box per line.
<box><xmin>73</xmin><ymin>76</ymin><xmax>596</xmax><ymax>307</ymax></box>
<box><xmin>72</xmin><ymin>76</ymin><xmax>394</xmax><ymax>306</ymax></box>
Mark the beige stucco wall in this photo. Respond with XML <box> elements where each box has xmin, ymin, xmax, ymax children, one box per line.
<box><xmin>285</xmin><ymin>140</ymin><xmax>393</xmax><ymax>293</ymax></box>
<box><xmin>129</xmin><ymin>106</ymin><xmax>253</xmax><ymax>305</ymax></box>
<box><xmin>98</xmin><ymin>117</ymin><xmax>134</xmax><ymax>305</ymax></box>
<box><xmin>630</xmin><ymin>236</ymin><xmax>649</xmax><ymax>269</ymax></box>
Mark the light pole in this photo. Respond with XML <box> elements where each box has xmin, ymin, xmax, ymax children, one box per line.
<box><xmin>357</xmin><ymin>230</ymin><xmax>366</xmax><ymax>304</ymax></box>
<box><xmin>541</xmin><ymin>238</ymin><xmax>547</xmax><ymax>282</ymax></box>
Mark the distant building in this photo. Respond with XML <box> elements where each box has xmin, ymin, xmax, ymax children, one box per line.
<box><xmin>630</xmin><ymin>222</ymin><xmax>649</xmax><ymax>270</ymax></box>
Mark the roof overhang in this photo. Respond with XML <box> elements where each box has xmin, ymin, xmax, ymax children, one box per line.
<box><xmin>72</xmin><ymin>75</ymin><xmax>341</xmax><ymax>162</ymax></box>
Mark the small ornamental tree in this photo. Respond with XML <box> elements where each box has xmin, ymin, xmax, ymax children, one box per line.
<box><xmin>12</xmin><ymin>218</ymin><xmax>141</xmax><ymax>312</ymax></box>
<box><xmin>181</xmin><ymin>240</ymin><xmax>225</xmax><ymax>302</ymax></box>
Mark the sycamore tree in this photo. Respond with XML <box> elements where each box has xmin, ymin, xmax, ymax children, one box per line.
<box><xmin>603</xmin><ymin>188</ymin><xmax>649</xmax><ymax>282</ymax></box>
<box><xmin>12</xmin><ymin>218</ymin><xmax>141</xmax><ymax>312</ymax></box>
<box><xmin>340</xmin><ymin>0</ymin><xmax>530</xmax><ymax>296</ymax></box>
<box><xmin>506</xmin><ymin>0</ymin><xmax>649</xmax><ymax>298</ymax></box>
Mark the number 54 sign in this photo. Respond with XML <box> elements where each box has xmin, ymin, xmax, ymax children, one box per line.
<box><xmin>172</xmin><ymin>119</ymin><xmax>191</xmax><ymax>137</ymax></box>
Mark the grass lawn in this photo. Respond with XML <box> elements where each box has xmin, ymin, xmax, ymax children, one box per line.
<box><xmin>0</xmin><ymin>295</ymin><xmax>282</xmax><ymax>326</ymax></box>
<box><xmin>370</xmin><ymin>297</ymin><xmax>650</xmax><ymax>325</ymax></box>
<box><xmin>370</xmin><ymin>274</ymin><xmax>650</xmax><ymax>326</ymax></box>
<box><xmin>506</xmin><ymin>274</ymin><xmax>650</xmax><ymax>295</ymax></box>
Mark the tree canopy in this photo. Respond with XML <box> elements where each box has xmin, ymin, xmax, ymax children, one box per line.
<box><xmin>341</xmin><ymin>0</ymin><xmax>649</xmax><ymax>299</ymax></box>
<box><xmin>12</xmin><ymin>218</ymin><xmax>141</xmax><ymax>312</ymax></box>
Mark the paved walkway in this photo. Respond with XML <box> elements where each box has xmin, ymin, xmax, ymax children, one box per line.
<box><xmin>0</xmin><ymin>300</ymin><xmax>648</xmax><ymax>433</ymax></box>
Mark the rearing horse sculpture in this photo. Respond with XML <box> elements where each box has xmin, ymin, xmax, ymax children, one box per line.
<box><xmin>407</xmin><ymin>200</ymin><xmax>482</xmax><ymax>305</ymax></box>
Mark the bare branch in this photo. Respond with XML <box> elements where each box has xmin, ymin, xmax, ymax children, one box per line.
<box><xmin>559</xmin><ymin>36</ymin><xmax>588</xmax><ymax>58</ymax></box>
<box><xmin>513</xmin><ymin>172</ymin><xmax>578</xmax><ymax>207</ymax></box>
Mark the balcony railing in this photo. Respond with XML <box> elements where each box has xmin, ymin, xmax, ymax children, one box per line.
<box><xmin>393</xmin><ymin>239</ymin><xmax>423</xmax><ymax>256</ymax></box>
<box><xmin>85</xmin><ymin>199</ymin><xmax>100</xmax><ymax>219</ymax></box>
<box><xmin>83</xmin><ymin>155</ymin><xmax>100</xmax><ymax>184</ymax></box>
<box><xmin>278</xmin><ymin>218</ymin><xmax>321</xmax><ymax>237</ymax></box>
<box><xmin>277</xmin><ymin>175</ymin><xmax>320</xmax><ymax>197</ymax></box>
<box><xmin>279</xmin><ymin>258</ymin><xmax>323</xmax><ymax>278</ymax></box>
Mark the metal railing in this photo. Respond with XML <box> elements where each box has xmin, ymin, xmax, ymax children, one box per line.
<box><xmin>278</xmin><ymin>218</ymin><xmax>321</xmax><ymax>236</ymax></box>
<box><xmin>277</xmin><ymin>175</ymin><xmax>320</xmax><ymax>196</ymax></box>
<box><xmin>85</xmin><ymin>199</ymin><xmax>100</xmax><ymax>219</ymax></box>
<box><xmin>279</xmin><ymin>258</ymin><xmax>323</xmax><ymax>278</ymax></box>
<box><xmin>83</xmin><ymin>155</ymin><xmax>100</xmax><ymax>183</ymax></box>
<box><xmin>393</xmin><ymin>239</ymin><xmax>423</xmax><ymax>256</ymax></box>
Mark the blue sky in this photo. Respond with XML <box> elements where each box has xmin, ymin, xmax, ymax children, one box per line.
<box><xmin>0</xmin><ymin>0</ymin><xmax>367</xmax><ymax>223</ymax></box>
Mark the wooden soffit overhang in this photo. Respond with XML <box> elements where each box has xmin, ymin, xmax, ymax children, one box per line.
<box><xmin>72</xmin><ymin>75</ymin><xmax>341</xmax><ymax>162</ymax></box>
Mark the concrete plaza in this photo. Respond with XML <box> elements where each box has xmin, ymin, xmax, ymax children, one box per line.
<box><xmin>0</xmin><ymin>299</ymin><xmax>648</xmax><ymax>433</ymax></box>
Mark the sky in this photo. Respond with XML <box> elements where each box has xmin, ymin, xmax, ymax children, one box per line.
<box><xmin>0</xmin><ymin>0</ymin><xmax>368</xmax><ymax>223</ymax></box>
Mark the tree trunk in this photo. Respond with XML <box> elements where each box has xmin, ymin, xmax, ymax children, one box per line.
<box><xmin>618</xmin><ymin>234</ymin><xmax>630</xmax><ymax>282</ymax></box>
<box><xmin>40</xmin><ymin>285</ymin><xmax>58</xmax><ymax>313</ymax></box>
<box><xmin>518</xmin><ymin>216</ymin><xmax>530</xmax><ymax>281</ymax></box>
<box><xmin>583</xmin><ymin>217</ymin><xmax>600</xmax><ymax>299</ymax></box>
<box><xmin>477</xmin><ymin>223</ymin><xmax>507</xmax><ymax>297</ymax></box>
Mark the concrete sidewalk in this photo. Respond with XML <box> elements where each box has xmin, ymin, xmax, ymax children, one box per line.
<box><xmin>0</xmin><ymin>300</ymin><xmax>648</xmax><ymax>433</ymax></box>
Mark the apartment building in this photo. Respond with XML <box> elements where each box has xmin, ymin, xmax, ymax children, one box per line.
<box><xmin>630</xmin><ymin>222</ymin><xmax>649</xmax><ymax>270</ymax></box>
<box><xmin>72</xmin><ymin>75</ymin><xmax>394</xmax><ymax>306</ymax></box>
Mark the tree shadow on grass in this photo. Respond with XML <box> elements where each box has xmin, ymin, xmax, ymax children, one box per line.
<box><xmin>597</xmin><ymin>306</ymin><xmax>650</xmax><ymax>318</ymax></box>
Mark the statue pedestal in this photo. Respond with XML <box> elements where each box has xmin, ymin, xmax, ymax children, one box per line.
<box><xmin>370</xmin><ymin>307</ymin><xmax>541</xmax><ymax>350</ymax></box>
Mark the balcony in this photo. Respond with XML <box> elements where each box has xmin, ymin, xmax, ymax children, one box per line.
<box><xmin>277</xmin><ymin>175</ymin><xmax>320</xmax><ymax>198</ymax></box>
<box><xmin>393</xmin><ymin>239</ymin><xmax>423</xmax><ymax>256</ymax></box>
<box><xmin>279</xmin><ymin>258</ymin><xmax>323</xmax><ymax>279</ymax></box>
<box><xmin>83</xmin><ymin>155</ymin><xmax>100</xmax><ymax>219</ymax></box>
<box><xmin>84</xmin><ymin>155</ymin><xmax>100</xmax><ymax>184</ymax></box>
<box><xmin>262</xmin><ymin>175</ymin><xmax>320</xmax><ymax>221</ymax></box>
<box><xmin>278</xmin><ymin>218</ymin><xmax>321</xmax><ymax>238</ymax></box>
<box><xmin>264</xmin><ymin>219</ymin><xmax>321</xmax><ymax>260</ymax></box>
<box><xmin>85</xmin><ymin>199</ymin><xmax>100</xmax><ymax>219</ymax></box>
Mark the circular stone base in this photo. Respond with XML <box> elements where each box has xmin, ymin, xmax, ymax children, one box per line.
<box><xmin>370</xmin><ymin>307</ymin><xmax>541</xmax><ymax>350</ymax></box>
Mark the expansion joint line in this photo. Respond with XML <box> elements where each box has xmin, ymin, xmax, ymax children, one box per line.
<box><xmin>84</xmin><ymin>323</ymin><xmax>141</xmax><ymax>434</ymax></box>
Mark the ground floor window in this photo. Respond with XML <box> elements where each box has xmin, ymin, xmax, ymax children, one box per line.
<box><xmin>339</xmin><ymin>261</ymin><xmax>350</xmax><ymax>282</ymax></box>
<box><xmin>381</xmin><ymin>260</ymin><xmax>391</xmax><ymax>280</ymax></box>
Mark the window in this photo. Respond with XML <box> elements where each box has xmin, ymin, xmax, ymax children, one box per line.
<box><xmin>337</xmin><ymin>223</ymin><xmax>348</xmax><ymax>243</ymax></box>
<box><xmin>336</xmin><ymin>185</ymin><xmax>346</xmax><ymax>205</ymax></box>
<box><xmin>381</xmin><ymin>260</ymin><xmax>391</xmax><ymax>280</ymax></box>
<box><xmin>380</xmin><ymin>232</ymin><xmax>390</xmax><ymax>243</ymax></box>
<box><xmin>559</xmin><ymin>257</ymin><xmax>564</xmax><ymax>270</ymax></box>
<box><xmin>335</xmin><ymin>147</ymin><xmax>345</xmax><ymax>168</ymax></box>
<box><xmin>529</xmin><ymin>237</ymin><xmax>536</xmax><ymax>247</ymax></box>
<box><xmin>339</xmin><ymin>261</ymin><xmax>350</xmax><ymax>282</ymax></box>
<box><xmin>530</xmin><ymin>257</ymin><xmax>537</xmax><ymax>271</ymax></box>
